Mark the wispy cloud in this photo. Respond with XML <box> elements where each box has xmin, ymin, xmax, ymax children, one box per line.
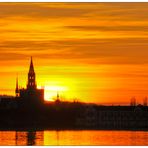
<box><xmin>66</xmin><ymin>25</ymin><xmax>148</xmax><ymax>32</ymax></box>
<box><xmin>1</xmin><ymin>37</ymin><xmax>148</xmax><ymax>65</ymax></box>
<box><xmin>0</xmin><ymin>3</ymin><xmax>89</xmax><ymax>19</ymax></box>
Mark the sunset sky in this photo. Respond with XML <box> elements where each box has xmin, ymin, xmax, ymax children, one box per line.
<box><xmin>1</xmin><ymin>3</ymin><xmax>148</xmax><ymax>104</ymax></box>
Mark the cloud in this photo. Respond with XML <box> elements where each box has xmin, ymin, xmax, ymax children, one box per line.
<box><xmin>0</xmin><ymin>40</ymin><xmax>70</xmax><ymax>52</ymax></box>
<box><xmin>0</xmin><ymin>3</ymin><xmax>90</xmax><ymax>19</ymax></box>
<box><xmin>0</xmin><ymin>3</ymin><xmax>147</xmax><ymax>21</ymax></box>
<box><xmin>0</xmin><ymin>52</ymin><xmax>27</xmax><ymax>61</ymax></box>
<box><xmin>1</xmin><ymin>37</ymin><xmax>148</xmax><ymax>65</ymax></box>
<box><xmin>66</xmin><ymin>25</ymin><xmax>148</xmax><ymax>32</ymax></box>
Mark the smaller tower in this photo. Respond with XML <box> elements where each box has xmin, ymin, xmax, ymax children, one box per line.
<box><xmin>130</xmin><ymin>97</ymin><xmax>136</xmax><ymax>106</ymax></box>
<box><xmin>143</xmin><ymin>97</ymin><xmax>147</xmax><ymax>106</ymax></box>
<box><xmin>57</xmin><ymin>91</ymin><xmax>59</xmax><ymax>100</ymax></box>
<box><xmin>55</xmin><ymin>91</ymin><xmax>60</xmax><ymax>103</ymax></box>
<box><xmin>130</xmin><ymin>97</ymin><xmax>133</xmax><ymax>106</ymax></box>
<box><xmin>15</xmin><ymin>76</ymin><xmax>19</xmax><ymax>97</ymax></box>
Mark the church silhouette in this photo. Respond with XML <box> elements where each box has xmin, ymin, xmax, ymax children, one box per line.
<box><xmin>15</xmin><ymin>57</ymin><xmax>44</xmax><ymax>108</ymax></box>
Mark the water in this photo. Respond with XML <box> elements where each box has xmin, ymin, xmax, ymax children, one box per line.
<box><xmin>0</xmin><ymin>130</ymin><xmax>147</xmax><ymax>146</ymax></box>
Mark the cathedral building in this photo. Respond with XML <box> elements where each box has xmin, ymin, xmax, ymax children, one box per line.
<box><xmin>16</xmin><ymin>57</ymin><xmax>44</xmax><ymax>108</ymax></box>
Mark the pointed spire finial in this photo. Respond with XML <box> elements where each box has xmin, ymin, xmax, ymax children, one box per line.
<box><xmin>31</xmin><ymin>56</ymin><xmax>33</xmax><ymax>63</ymax></box>
<box><xmin>29</xmin><ymin>56</ymin><xmax>34</xmax><ymax>73</ymax></box>
<box><xmin>27</xmin><ymin>56</ymin><xmax>36</xmax><ymax>89</ymax></box>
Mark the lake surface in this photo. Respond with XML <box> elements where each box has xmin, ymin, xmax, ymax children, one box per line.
<box><xmin>0</xmin><ymin>130</ymin><xmax>147</xmax><ymax>146</ymax></box>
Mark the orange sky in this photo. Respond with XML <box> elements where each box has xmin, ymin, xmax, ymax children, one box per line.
<box><xmin>1</xmin><ymin>3</ymin><xmax>148</xmax><ymax>105</ymax></box>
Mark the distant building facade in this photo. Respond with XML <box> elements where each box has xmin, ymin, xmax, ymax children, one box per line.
<box><xmin>17</xmin><ymin>57</ymin><xmax>44</xmax><ymax>108</ymax></box>
<box><xmin>76</xmin><ymin>105</ymin><xmax>148</xmax><ymax>129</ymax></box>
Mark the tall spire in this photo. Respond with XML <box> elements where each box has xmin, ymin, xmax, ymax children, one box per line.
<box><xmin>27</xmin><ymin>57</ymin><xmax>36</xmax><ymax>89</ymax></box>
<box><xmin>29</xmin><ymin>56</ymin><xmax>35</xmax><ymax>74</ymax></box>
<box><xmin>15</xmin><ymin>75</ymin><xmax>19</xmax><ymax>97</ymax></box>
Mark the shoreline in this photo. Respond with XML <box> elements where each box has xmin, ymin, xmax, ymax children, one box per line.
<box><xmin>0</xmin><ymin>127</ymin><xmax>148</xmax><ymax>131</ymax></box>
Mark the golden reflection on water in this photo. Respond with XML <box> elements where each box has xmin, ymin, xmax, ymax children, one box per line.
<box><xmin>0</xmin><ymin>130</ymin><xmax>148</xmax><ymax>145</ymax></box>
<box><xmin>44</xmin><ymin>130</ymin><xmax>148</xmax><ymax>146</ymax></box>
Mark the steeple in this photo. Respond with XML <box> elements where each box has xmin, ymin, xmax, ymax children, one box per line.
<box><xmin>27</xmin><ymin>57</ymin><xmax>36</xmax><ymax>89</ymax></box>
<box><xmin>15</xmin><ymin>76</ymin><xmax>19</xmax><ymax>97</ymax></box>
<box><xmin>29</xmin><ymin>56</ymin><xmax>35</xmax><ymax>74</ymax></box>
<box><xmin>57</xmin><ymin>91</ymin><xmax>59</xmax><ymax>100</ymax></box>
<box><xmin>55</xmin><ymin>91</ymin><xmax>60</xmax><ymax>103</ymax></box>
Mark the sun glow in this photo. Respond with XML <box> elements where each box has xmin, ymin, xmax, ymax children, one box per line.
<box><xmin>44</xmin><ymin>86</ymin><xmax>68</xmax><ymax>101</ymax></box>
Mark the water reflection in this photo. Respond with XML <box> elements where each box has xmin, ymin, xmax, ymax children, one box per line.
<box><xmin>14</xmin><ymin>131</ymin><xmax>43</xmax><ymax>145</ymax></box>
<box><xmin>0</xmin><ymin>130</ymin><xmax>147</xmax><ymax>145</ymax></box>
<box><xmin>57</xmin><ymin>130</ymin><xmax>59</xmax><ymax>146</ymax></box>
<box><xmin>27</xmin><ymin>131</ymin><xmax>36</xmax><ymax>145</ymax></box>
<box><xmin>43</xmin><ymin>130</ymin><xmax>148</xmax><ymax>146</ymax></box>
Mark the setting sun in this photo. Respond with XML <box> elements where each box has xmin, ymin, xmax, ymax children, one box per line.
<box><xmin>43</xmin><ymin>86</ymin><xmax>68</xmax><ymax>101</ymax></box>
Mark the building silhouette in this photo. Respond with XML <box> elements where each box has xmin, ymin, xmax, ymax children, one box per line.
<box><xmin>17</xmin><ymin>57</ymin><xmax>44</xmax><ymax>108</ymax></box>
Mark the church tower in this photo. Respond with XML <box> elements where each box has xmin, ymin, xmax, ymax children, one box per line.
<box><xmin>19</xmin><ymin>57</ymin><xmax>44</xmax><ymax>108</ymax></box>
<box><xmin>27</xmin><ymin>57</ymin><xmax>36</xmax><ymax>90</ymax></box>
